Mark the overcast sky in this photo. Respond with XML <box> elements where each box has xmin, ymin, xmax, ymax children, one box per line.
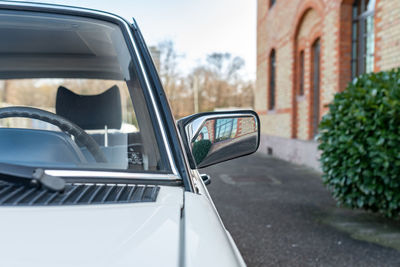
<box><xmin>11</xmin><ymin>0</ymin><xmax>256</xmax><ymax>79</ymax></box>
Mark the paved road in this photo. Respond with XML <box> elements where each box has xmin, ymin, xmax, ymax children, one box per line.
<box><xmin>204</xmin><ymin>153</ymin><xmax>400</xmax><ymax>267</ymax></box>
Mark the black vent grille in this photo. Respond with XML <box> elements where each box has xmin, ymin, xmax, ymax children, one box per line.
<box><xmin>0</xmin><ymin>182</ymin><xmax>160</xmax><ymax>206</ymax></box>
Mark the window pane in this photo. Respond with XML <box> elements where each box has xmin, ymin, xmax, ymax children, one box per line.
<box><xmin>299</xmin><ymin>51</ymin><xmax>304</xmax><ymax>95</ymax></box>
<box><xmin>352</xmin><ymin>41</ymin><xmax>358</xmax><ymax>59</ymax></box>
<box><xmin>351</xmin><ymin>0</ymin><xmax>374</xmax><ymax>78</ymax></box>
<box><xmin>367</xmin><ymin>0</ymin><xmax>376</xmax><ymax>13</ymax></box>
<box><xmin>215</xmin><ymin>118</ymin><xmax>237</xmax><ymax>141</ymax></box>
<box><xmin>269</xmin><ymin>50</ymin><xmax>276</xmax><ymax>110</ymax></box>
<box><xmin>352</xmin><ymin>4</ymin><xmax>358</xmax><ymax>19</ymax></box>
<box><xmin>365</xmin><ymin>16</ymin><xmax>375</xmax><ymax>73</ymax></box>
<box><xmin>351</xmin><ymin>60</ymin><xmax>357</xmax><ymax>78</ymax></box>
<box><xmin>352</xmin><ymin>23</ymin><xmax>358</xmax><ymax>40</ymax></box>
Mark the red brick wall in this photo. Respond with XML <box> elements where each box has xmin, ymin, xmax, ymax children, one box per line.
<box><xmin>338</xmin><ymin>0</ymin><xmax>353</xmax><ymax>92</ymax></box>
<box><xmin>256</xmin><ymin>0</ymin><xmax>400</xmax><ymax>142</ymax></box>
<box><xmin>204</xmin><ymin>120</ymin><xmax>215</xmax><ymax>143</ymax></box>
<box><xmin>235</xmin><ymin>117</ymin><xmax>257</xmax><ymax>138</ymax></box>
<box><xmin>375</xmin><ymin>0</ymin><xmax>400</xmax><ymax>72</ymax></box>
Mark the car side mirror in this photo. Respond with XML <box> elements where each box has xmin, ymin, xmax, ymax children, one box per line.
<box><xmin>177</xmin><ymin>110</ymin><xmax>260</xmax><ymax>169</ymax></box>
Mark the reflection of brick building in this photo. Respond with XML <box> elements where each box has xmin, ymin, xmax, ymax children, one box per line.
<box><xmin>235</xmin><ymin>117</ymin><xmax>257</xmax><ymax>138</ymax></box>
<box><xmin>201</xmin><ymin>117</ymin><xmax>256</xmax><ymax>143</ymax></box>
<box><xmin>256</xmin><ymin>0</ymin><xmax>400</xmax><ymax>170</ymax></box>
<box><xmin>202</xmin><ymin>119</ymin><xmax>216</xmax><ymax>143</ymax></box>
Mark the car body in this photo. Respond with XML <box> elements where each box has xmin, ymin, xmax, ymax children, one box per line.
<box><xmin>0</xmin><ymin>2</ymin><xmax>259</xmax><ymax>266</ymax></box>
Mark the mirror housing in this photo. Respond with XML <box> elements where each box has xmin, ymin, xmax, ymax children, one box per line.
<box><xmin>177</xmin><ymin>110</ymin><xmax>260</xmax><ymax>169</ymax></box>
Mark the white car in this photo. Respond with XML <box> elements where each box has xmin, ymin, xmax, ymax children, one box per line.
<box><xmin>0</xmin><ymin>2</ymin><xmax>260</xmax><ymax>266</ymax></box>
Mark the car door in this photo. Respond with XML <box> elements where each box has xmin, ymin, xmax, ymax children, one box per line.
<box><xmin>183</xmin><ymin>169</ymin><xmax>246</xmax><ymax>267</ymax></box>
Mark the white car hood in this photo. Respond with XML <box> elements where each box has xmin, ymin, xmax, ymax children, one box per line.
<box><xmin>0</xmin><ymin>186</ymin><xmax>183</xmax><ymax>267</ymax></box>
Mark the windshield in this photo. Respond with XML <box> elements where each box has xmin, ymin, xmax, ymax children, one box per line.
<box><xmin>0</xmin><ymin>10</ymin><xmax>170</xmax><ymax>173</ymax></box>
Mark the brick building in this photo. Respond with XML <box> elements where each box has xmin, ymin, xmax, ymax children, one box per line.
<box><xmin>256</xmin><ymin>0</ymin><xmax>400</xmax><ymax>170</ymax></box>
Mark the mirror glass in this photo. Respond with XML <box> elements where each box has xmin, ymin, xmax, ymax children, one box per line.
<box><xmin>189</xmin><ymin>115</ymin><xmax>258</xmax><ymax>168</ymax></box>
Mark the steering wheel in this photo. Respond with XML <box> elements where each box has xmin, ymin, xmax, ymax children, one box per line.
<box><xmin>0</xmin><ymin>106</ymin><xmax>107</xmax><ymax>163</ymax></box>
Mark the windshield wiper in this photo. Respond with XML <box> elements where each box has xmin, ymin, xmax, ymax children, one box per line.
<box><xmin>0</xmin><ymin>163</ymin><xmax>65</xmax><ymax>192</ymax></box>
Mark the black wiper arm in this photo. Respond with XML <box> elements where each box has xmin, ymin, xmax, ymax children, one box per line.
<box><xmin>0</xmin><ymin>163</ymin><xmax>65</xmax><ymax>192</ymax></box>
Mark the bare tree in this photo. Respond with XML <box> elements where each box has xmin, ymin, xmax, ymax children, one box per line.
<box><xmin>158</xmin><ymin>40</ymin><xmax>181</xmax><ymax>100</ymax></box>
<box><xmin>155</xmin><ymin>41</ymin><xmax>254</xmax><ymax>118</ymax></box>
<box><xmin>192</xmin><ymin>52</ymin><xmax>251</xmax><ymax>110</ymax></box>
<box><xmin>157</xmin><ymin>40</ymin><xmax>196</xmax><ymax>118</ymax></box>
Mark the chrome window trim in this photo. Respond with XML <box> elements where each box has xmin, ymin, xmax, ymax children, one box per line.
<box><xmin>0</xmin><ymin>2</ymin><xmax>180</xmax><ymax>177</ymax></box>
<box><xmin>45</xmin><ymin>170</ymin><xmax>179</xmax><ymax>180</ymax></box>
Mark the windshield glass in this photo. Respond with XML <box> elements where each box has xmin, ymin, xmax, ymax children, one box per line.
<box><xmin>0</xmin><ymin>10</ymin><xmax>170</xmax><ymax>173</ymax></box>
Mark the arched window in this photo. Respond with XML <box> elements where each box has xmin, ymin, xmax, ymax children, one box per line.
<box><xmin>299</xmin><ymin>50</ymin><xmax>305</xmax><ymax>96</ymax></box>
<box><xmin>311</xmin><ymin>39</ymin><xmax>321</xmax><ymax>138</ymax></box>
<box><xmin>268</xmin><ymin>49</ymin><xmax>276</xmax><ymax>110</ymax></box>
<box><xmin>351</xmin><ymin>0</ymin><xmax>375</xmax><ymax>78</ymax></box>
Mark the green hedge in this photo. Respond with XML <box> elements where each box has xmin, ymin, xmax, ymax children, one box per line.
<box><xmin>319</xmin><ymin>68</ymin><xmax>400</xmax><ymax>218</ymax></box>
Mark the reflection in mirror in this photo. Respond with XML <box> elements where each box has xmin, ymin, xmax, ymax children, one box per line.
<box><xmin>190</xmin><ymin>115</ymin><xmax>258</xmax><ymax>168</ymax></box>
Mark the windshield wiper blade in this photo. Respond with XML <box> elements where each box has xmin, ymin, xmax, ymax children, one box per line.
<box><xmin>0</xmin><ymin>163</ymin><xmax>65</xmax><ymax>192</ymax></box>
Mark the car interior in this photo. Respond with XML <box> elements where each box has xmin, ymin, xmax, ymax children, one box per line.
<box><xmin>0</xmin><ymin>9</ymin><xmax>167</xmax><ymax>172</ymax></box>
<box><xmin>0</xmin><ymin>81</ymin><xmax>145</xmax><ymax>171</ymax></box>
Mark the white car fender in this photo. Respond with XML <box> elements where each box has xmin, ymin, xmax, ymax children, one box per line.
<box><xmin>183</xmin><ymin>191</ymin><xmax>246</xmax><ymax>267</ymax></box>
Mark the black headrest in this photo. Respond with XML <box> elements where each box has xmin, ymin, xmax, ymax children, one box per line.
<box><xmin>56</xmin><ymin>85</ymin><xmax>122</xmax><ymax>130</ymax></box>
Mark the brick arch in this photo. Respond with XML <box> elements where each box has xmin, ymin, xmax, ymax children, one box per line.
<box><xmin>292</xmin><ymin>0</ymin><xmax>324</xmax><ymax>41</ymax></box>
<box><xmin>291</xmin><ymin>2</ymin><xmax>324</xmax><ymax>139</ymax></box>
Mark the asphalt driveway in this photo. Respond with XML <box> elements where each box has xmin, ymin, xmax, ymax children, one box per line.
<box><xmin>204</xmin><ymin>153</ymin><xmax>400</xmax><ymax>267</ymax></box>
